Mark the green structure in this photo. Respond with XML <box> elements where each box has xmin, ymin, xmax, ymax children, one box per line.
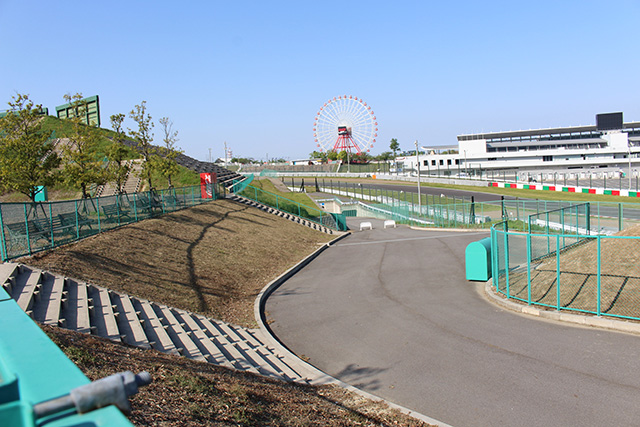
<box><xmin>55</xmin><ymin>95</ymin><xmax>100</xmax><ymax>126</ymax></box>
<box><xmin>465</xmin><ymin>237</ymin><xmax>492</xmax><ymax>281</ymax></box>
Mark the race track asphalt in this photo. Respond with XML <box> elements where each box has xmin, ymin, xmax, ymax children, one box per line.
<box><xmin>265</xmin><ymin>218</ymin><xmax>640</xmax><ymax>427</ymax></box>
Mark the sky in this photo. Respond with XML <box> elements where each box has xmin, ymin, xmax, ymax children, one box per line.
<box><xmin>1</xmin><ymin>1</ymin><xmax>639</xmax><ymax>161</ymax></box>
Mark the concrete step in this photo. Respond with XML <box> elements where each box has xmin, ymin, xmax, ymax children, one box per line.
<box><xmin>155</xmin><ymin>305</ymin><xmax>206</xmax><ymax>362</ymax></box>
<box><xmin>12</xmin><ymin>266</ymin><xmax>42</xmax><ymax>315</ymax></box>
<box><xmin>63</xmin><ymin>279</ymin><xmax>92</xmax><ymax>334</ymax></box>
<box><xmin>88</xmin><ymin>285</ymin><xmax>121</xmax><ymax>342</ymax></box>
<box><xmin>111</xmin><ymin>292</ymin><xmax>151</xmax><ymax>349</ymax></box>
<box><xmin>0</xmin><ymin>263</ymin><xmax>19</xmax><ymax>295</ymax></box>
<box><xmin>173</xmin><ymin>309</ymin><xmax>234</xmax><ymax>367</ymax></box>
<box><xmin>32</xmin><ymin>273</ymin><xmax>65</xmax><ymax>326</ymax></box>
<box><xmin>134</xmin><ymin>299</ymin><xmax>179</xmax><ymax>355</ymax></box>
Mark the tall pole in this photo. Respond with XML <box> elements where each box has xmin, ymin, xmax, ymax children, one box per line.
<box><xmin>224</xmin><ymin>141</ymin><xmax>228</xmax><ymax>166</ymax></box>
<box><xmin>629</xmin><ymin>143</ymin><xmax>632</xmax><ymax>190</ymax></box>
<box><xmin>415</xmin><ymin>140</ymin><xmax>421</xmax><ymax>217</ymax></box>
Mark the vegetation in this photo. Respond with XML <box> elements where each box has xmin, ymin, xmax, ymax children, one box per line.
<box><xmin>107</xmin><ymin>113</ymin><xmax>133</xmax><ymax>194</ymax></box>
<box><xmin>58</xmin><ymin>93</ymin><xmax>107</xmax><ymax>199</ymax></box>
<box><xmin>156</xmin><ymin>117</ymin><xmax>181</xmax><ymax>187</ymax></box>
<box><xmin>0</xmin><ymin>94</ymin><xmax>60</xmax><ymax>202</ymax></box>
<box><xmin>128</xmin><ymin>101</ymin><xmax>156</xmax><ymax>190</ymax></box>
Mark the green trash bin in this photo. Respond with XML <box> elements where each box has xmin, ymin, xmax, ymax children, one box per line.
<box><xmin>465</xmin><ymin>237</ymin><xmax>492</xmax><ymax>281</ymax></box>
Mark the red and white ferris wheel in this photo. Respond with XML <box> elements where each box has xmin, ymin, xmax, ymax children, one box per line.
<box><xmin>313</xmin><ymin>95</ymin><xmax>378</xmax><ymax>154</ymax></box>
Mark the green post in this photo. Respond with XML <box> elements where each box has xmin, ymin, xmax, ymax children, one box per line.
<box><xmin>48</xmin><ymin>203</ymin><xmax>54</xmax><ymax>248</ymax></box>
<box><xmin>97</xmin><ymin>197</ymin><xmax>101</xmax><ymax>233</ymax></box>
<box><xmin>0</xmin><ymin>204</ymin><xmax>5</xmax><ymax>261</ymax></box>
<box><xmin>74</xmin><ymin>200</ymin><xmax>80</xmax><ymax>239</ymax></box>
<box><xmin>618</xmin><ymin>203</ymin><xmax>623</xmax><ymax>232</ymax></box>
<box><xmin>526</xmin><ymin>233</ymin><xmax>531</xmax><ymax>305</ymax></box>
<box><xmin>597</xmin><ymin>235</ymin><xmax>602</xmax><ymax>316</ymax></box>
<box><xmin>133</xmin><ymin>196</ymin><xmax>138</xmax><ymax>222</ymax></box>
<box><xmin>556</xmin><ymin>235</ymin><xmax>561</xmax><ymax>310</ymax></box>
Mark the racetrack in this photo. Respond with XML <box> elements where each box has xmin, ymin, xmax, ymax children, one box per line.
<box><xmin>266</xmin><ymin>218</ymin><xmax>640</xmax><ymax>427</ymax></box>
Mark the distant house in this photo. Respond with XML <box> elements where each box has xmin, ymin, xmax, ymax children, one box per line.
<box><xmin>290</xmin><ymin>159</ymin><xmax>319</xmax><ymax>165</ymax></box>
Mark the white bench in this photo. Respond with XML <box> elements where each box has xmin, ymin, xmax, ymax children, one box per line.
<box><xmin>383</xmin><ymin>220</ymin><xmax>396</xmax><ymax>229</ymax></box>
<box><xmin>360</xmin><ymin>221</ymin><xmax>373</xmax><ymax>231</ymax></box>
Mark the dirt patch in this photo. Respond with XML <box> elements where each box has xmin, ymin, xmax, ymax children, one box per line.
<box><xmin>43</xmin><ymin>325</ymin><xmax>433</xmax><ymax>426</ymax></box>
<box><xmin>23</xmin><ymin>199</ymin><xmax>334</xmax><ymax>327</ymax></box>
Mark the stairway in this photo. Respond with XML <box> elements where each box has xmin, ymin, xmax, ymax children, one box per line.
<box><xmin>0</xmin><ymin>263</ymin><xmax>315</xmax><ymax>384</ymax></box>
<box><xmin>228</xmin><ymin>194</ymin><xmax>335</xmax><ymax>234</ymax></box>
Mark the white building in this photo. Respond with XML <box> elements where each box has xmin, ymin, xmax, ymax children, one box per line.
<box><xmin>399</xmin><ymin>114</ymin><xmax>640</xmax><ymax>176</ymax></box>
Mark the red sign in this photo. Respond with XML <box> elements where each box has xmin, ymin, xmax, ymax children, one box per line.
<box><xmin>200</xmin><ymin>173</ymin><xmax>217</xmax><ymax>199</ymax></box>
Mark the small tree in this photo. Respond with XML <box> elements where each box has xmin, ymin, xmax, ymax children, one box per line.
<box><xmin>0</xmin><ymin>93</ymin><xmax>60</xmax><ymax>202</ymax></box>
<box><xmin>107</xmin><ymin>113</ymin><xmax>133</xmax><ymax>194</ymax></box>
<box><xmin>327</xmin><ymin>150</ymin><xmax>338</xmax><ymax>161</ymax></box>
<box><xmin>309</xmin><ymin>150</ymin><xmax>328</xmax><ymax>163</ymax></box>
<box><xmin>128</xmin><ymin>101</ymin><xmax>155</xmax><ymax>190</ymax></box>
<box><xmin>390</xmin><ymin>138</ymin><xmax>400</xmax><ymax>174</ymax></box>
<box><xmin>157</xmin><ymin>117</ymin><xmax>181</xmax><ymax>188</ymax></box>
<box><xmin>59</xmin><ymin>93</ymin><xmax>106</xmax><ymax>199</ymax></box>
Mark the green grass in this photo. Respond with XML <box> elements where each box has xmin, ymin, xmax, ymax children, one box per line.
<box><xmin>240</xmin><ymin>178</ymin><xmax>325</xmax><ymax>221</ymax></box>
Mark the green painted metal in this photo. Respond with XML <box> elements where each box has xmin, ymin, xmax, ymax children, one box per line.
<box><xmin>465</xmin><ymin>237</ymin><xmax>492</xmax><ymax>281</ymax></box>
<box><xmin>0</xmin><ymin>287</ymin><xmax>133</xmax><ymax>426</ymax></box>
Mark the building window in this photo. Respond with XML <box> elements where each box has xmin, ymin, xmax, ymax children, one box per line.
<box><xmin>431</xmin><ymin>160</ymin><xmax>436</xmax><ymax>166</ymax></box>
<box><xmin>488</xmin><ymin>157</ymin><xmax>497</xmax><ymax>161</ymax></box>
<box><xmin>455</xmin><ymin>159</ymin><xmax>460</xmax><ymax>165</ymax></box>
<box><xmin>543</xmin><ymin>155</ymin><xmax>553</xmax><ymax>162</ymax></box>
<box><xmin>447</xmin><ymin>159</ymin><xmax>452</xmax><ymax>165</ymax></box>
<box><xmin>439</xmin><ymin>159</ymin><xmax>444</xmax><ymax>166</ymax></box>
<box><xmin>423</xmin><ymin>160</ymin><xmax>429</xmax><ymax>166</ymax></box>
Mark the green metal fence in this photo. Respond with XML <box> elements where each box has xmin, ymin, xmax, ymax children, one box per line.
<box><xmin>0</xmin><ymin>184</ymin><xmax>218</xmax><ymax>261</ymax></box>
<box><xmin>491</xmin><ymin>204</ymin><xmax>640</xmax><ymax>321</ymax></box>
<box><xmin>238</xmin><ymin>184</ymin><xmax>338</xmax><ymax>230</ymax></box>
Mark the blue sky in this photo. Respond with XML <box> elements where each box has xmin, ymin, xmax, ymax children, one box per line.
<box><xmin>1</xmin><ymin>1</ymin><xmax>639</xmax><ymax>161</ymax></box>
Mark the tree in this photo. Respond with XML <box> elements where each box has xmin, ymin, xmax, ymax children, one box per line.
<box><xmin>107</xmin><ymin>113</ymin><xmax>133</xmax><ymax>194</ymax></box>
<box><xmin>59</xmin><ymin>93</ymin><xmax>107</xmax><ymax>199</ymax></box>
<box><xmin>376</xmin><ymin>151</ymin><xmax>393</xmax><ymax>161</ymax></box>
<box><xmin>327</xmin><ymin>150</ymin><xmax>338</xmax><ymax>161</ymax></box>
<box><xmin>128</xmin><ymin>101</ymin><xmax>155</xmax><ymax>190</ymax></box>
<box><xmin>0</xmin><ymin>93</ymin><xmax>60</xmax><ymax>202</ymax></box>
<box><xmin>156</xmin><ymin>117</ymin><xmax>181</xmax><ymax>188</ymax></box>
<box><xmin>337</xmin><ymin>150</ymin><xmax>348</xmax><ymax>162</ymax></box>
<box><xmin>309</xmin><ymin>150</ymin><xmax>328</xmax><ymax>163</ymax></box>
<box><xmin>390</xmin><ymin>138</ymin><xmax>400</xmax><ymax>175</ymax></box>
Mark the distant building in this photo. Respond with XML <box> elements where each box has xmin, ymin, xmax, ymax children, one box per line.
<box><xmin>399</xmin><ymin>113</ymin><xmax>640</xmax><ymax>175</ymax></box>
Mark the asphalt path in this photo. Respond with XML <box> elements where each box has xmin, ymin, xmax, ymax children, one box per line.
<box><xmin>265</xmin><ymin>218</ymin><xmax>640</xmax><ymax>427</ymax></box>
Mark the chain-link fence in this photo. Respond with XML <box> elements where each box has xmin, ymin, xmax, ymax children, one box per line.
<box><xmin>0</xmin><ymin>184</ymin><xmax>219</xmax><ymax>261</ymax></box>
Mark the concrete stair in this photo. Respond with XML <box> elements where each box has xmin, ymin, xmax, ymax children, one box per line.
<box><xmin>2</xmin><ymin>263</ymin><xmax>315</xmax><ymax>384</ymax></box>
<box><xmin>228</xmin><ymin>194</ymin><xmax>335</xmax><ymax>234</ymax></box>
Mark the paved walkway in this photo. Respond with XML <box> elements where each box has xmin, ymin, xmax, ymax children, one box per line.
<box><xmin>265</xmin><ymin>218</ymin><xmax>640</xmax><ymax>427</ymax></box>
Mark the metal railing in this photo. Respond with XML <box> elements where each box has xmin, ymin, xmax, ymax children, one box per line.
<box><xmin>0</xmin><ymin>184</ymin><xmax>220</xmax><ymax>261</ymax></box>
<box><xmin>237</xmin><ymin>183</ymin><xmax>338</xmax><ymax>230</ymax></box>
<box><xmin>491</xmin><ymin>203</ymin><xmax>640</xmax><ymax>321</ymax></box>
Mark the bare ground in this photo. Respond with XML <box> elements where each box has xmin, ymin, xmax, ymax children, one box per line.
<box><xmin>43</xmin><ymin>325</ymin><xmax>433</xmax><ymax>426</ymax></box>
<box><xmin>23</xmin><ymin>199</ymin><xmax>334</xmax><ymax>328</ymax></box>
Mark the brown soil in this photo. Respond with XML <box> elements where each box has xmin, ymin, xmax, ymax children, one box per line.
<box><xmin>43</xmin><ymin>325</ymin><xmax>433</xmax><ymax>426</ymax></box>
<box><xmin>23</xmin><ymin>199</ymin><xmax>334</xmax><ymax>328</ymax></box>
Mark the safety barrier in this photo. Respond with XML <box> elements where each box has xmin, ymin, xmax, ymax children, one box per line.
<box><xmin>0</xmin><ymin>184</ymin><xmax>220</xmax><ymax>261</ymax></box>
<box><xmin>237</xmin><ymin>183</ymin><xmax>337</xmax><ymax>230</ymax></box>
<box><xmin>491</xmin><ymin>203</ymin><xmax>640</xmax><ymax>321</ymax></box>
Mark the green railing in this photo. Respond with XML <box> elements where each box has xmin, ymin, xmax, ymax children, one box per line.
<box><xmin>0</xmin><ymin>184</ymin><xmax>219</xmax><ymax>261</ymax></box>
<box><xmin>238</xmin><ymin>184</ymin><xmax>338</xmax><ymax>230</ymax></box>
<box><xmin>491</xmin><ymin>203</ymin><xmax>640</xmax><ymax>321</ymax></box>
<box><xmin>231</xmin><ymin>173</ymin><xmax>254</xmax><ymax>194</ymax></box>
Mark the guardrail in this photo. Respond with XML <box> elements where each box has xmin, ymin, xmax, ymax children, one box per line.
<box><xmin>0</xmin><ymin>184</ymin><xmax>221</xmax><ymax>261</ymax></box>
<box><xmin>491</xmin><ymin>204</ymin><xmax>640</xmax><ymax>321</ymax></box>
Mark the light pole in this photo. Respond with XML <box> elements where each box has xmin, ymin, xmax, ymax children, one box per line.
<box><xmin>629</xmin><ymin>143</ymin><xmax>632</xmax><ymax>190</ymax></box>
<box><xmin>415</xmin><ymin>140</ymin><xmax>421</xmax><ymax>217</ymax></box>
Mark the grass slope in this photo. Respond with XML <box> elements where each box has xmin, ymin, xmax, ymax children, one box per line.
<box><xmin>24</xmin><ymin>199</ymin><xmax>334</xmax><ymax>327</ymax></box>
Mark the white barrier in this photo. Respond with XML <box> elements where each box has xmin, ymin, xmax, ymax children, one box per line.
<box><xmin>383</xmin><ymin>220</ymin><xmax>396</xmax><ymax>229</ymax></box>
<box><xmin>360</xmin><ymin>221</ymin><xmax>373</xmax><ymax>231</ymax></box>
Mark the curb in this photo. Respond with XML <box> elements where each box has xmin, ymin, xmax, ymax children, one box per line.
<box><xmin>483</xmin><ymin>280</ymin><xmax>640</xmax><ymax>336</ymax></box>
<box><xmin>254</xmin><ymin>231</ymin><xmax>453</xmax><ymax>427</ymax></box>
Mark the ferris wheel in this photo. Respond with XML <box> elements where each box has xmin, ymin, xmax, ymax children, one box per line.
<box><xmin>313</xmin><ymin>95</ymin><xmax>378</xmax><ymax>154</ymax></box>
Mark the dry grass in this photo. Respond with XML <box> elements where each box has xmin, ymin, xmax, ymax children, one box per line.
<box><xmin>24</xmin><ymin>199</ymin><xmax>334</xmax><ymax>327</ymax></box>
<box><xmin>43</xmin><ymin>325</ymin><xmax>433</xmax><ymax>426</ymax></box>
<box><xmin>505</xmin><ymin>225</ymin><xmax>640</xmax><ymax>317</ymax></box>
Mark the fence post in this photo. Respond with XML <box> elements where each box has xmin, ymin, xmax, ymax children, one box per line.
<box><xmin>556</xmin><ymin>235</ymin><xmax>561</xmax><ymax>310</ymax></box>
<box><xmin>597</xmin><ymin>235</ymin><xmax>602</xmax><ymax>316</ymax></box>
<box><xmin>48</xmin><ymin>203</ymin><xmax>54</xmax><ymax>248</ymax></box>
<box><xmin>97</xmin><ymin>197</ymin><xmax>101</xmax><ymax>233</ymax></box>
<box><xmin>527</xmin><ymin>233</ymin><xmax>532</xmax><ymax>305</ymax></box>
<box><xmin>0</xmin><ymin>204</ymin><xmax>6</xmax><ymax>261</ymax></box>
<box><xmin>24</xmin><ymin>204</ymin><xmax>32</xmax><ymax>255</ymax></box>
<box><xmin>618</xmin><ymin>203</ymin><xmax>623</xmax><ymax>232</ymax></box>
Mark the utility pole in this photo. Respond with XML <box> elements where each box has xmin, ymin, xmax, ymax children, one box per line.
<box><xmin>208</xmin><ymin>148</ymin><xmax>212</xmax><ymax>163</ymax></box>
<box><xmin>224</xmin><ymin>141</ymin><xmax>228</xmax><ymax>166</ymax></box>
<box><xmin>415</xmin><ymin>140</ymin><xmax>421</xmax><ymax>217</ymax></box>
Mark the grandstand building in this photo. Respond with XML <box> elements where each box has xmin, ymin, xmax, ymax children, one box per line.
<box><xmin>399</xmin><ymin>113</ymin><xmax>640</xmax><ymax>176</ymax></box>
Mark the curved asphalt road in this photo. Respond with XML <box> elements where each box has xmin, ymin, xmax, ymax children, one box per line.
<box><xmin>266</xmin><ymin>218</ymin><xmax>640</xmax><ymax>427</ymax></box>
